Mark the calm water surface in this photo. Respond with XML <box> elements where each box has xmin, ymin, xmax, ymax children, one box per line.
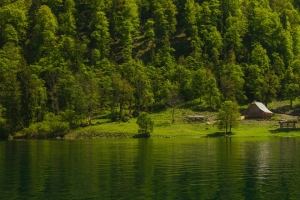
<box><xmin>1</xmin><ymin>138</ymin><xmax>300</xmax><ymax>199</ymax></box>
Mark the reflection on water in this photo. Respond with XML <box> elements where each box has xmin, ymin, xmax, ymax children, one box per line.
<box><xmin>1</xmin><ymin>138</ymin><xmax>300</xmax><ymax>199</ymax></box>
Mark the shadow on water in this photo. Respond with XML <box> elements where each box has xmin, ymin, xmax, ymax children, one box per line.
<box><xmin>269</xmin><ymin>128</ymin><xmax>300</xmax><ymax>134</ymax></box>
<box><xmin>205</xmin><ymin>132</ymin><xmax>235</xmax><ymax>137</ymax></box>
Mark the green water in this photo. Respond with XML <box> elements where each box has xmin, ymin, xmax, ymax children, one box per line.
<box><xmin>1</xmin><ymin>138</ymin><xmax>300</xmax><ymax>199</ymax></box>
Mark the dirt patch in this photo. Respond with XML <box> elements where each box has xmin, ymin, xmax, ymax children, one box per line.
<box><xmin>240</xmin><ymin>114</ymin><xmax>298</xmax><ymax>126</ymax></box>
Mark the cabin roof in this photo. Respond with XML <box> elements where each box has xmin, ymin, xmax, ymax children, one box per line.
<box><xmin>252</xmin><ymin>102</ymin><xmax>273</xmax><ymax>113</ymax></box>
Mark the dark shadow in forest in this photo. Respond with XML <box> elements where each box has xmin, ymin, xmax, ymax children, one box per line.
<box><xmin>179</xmin><ymin>100</ymin><xmax>215</xmax><ymax>112</ymax></box>
<box><xmin>272</xmin><ymin>105</ymin><xmax>300</xmax><ymax>116</ymax></box>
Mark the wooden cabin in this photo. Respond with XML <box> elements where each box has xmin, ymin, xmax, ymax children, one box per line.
<box><xmin>244</xmin><ymin>102</ymin><xmax>273</xmax><ymax>119</ymax></box>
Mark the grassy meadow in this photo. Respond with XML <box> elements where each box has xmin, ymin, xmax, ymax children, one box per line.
<box><xmin>64</xmin><ymin>99</ymin><xmax>300</xmax><ymax>139</ymax></box>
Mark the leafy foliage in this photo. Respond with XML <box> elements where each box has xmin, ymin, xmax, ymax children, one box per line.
<box><xmin>136</xmin><ymin>112</ymin><xmax>154</xmax><ymax>136</ymax></box>
<box><xmin>217</xmin><ymin>101</ymin><xmax>240</xmax><ymax>135</ymax></box>
<box><xmin>23</xmin><ymin>113</ymin><xmax>69</xmax><ymax>138</ymax></box>
<box><xmin>0</xmin><ymin>0</ymin><xmax>300</xmax><ymax>137</ymax></box>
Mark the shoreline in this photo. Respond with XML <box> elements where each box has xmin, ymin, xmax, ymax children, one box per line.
<box><xmin>10</xmin><ymin>109</ymin><xmax>300</xmax><ymax>140</ymax></box>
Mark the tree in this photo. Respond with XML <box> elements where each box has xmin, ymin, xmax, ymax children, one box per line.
<box><xmin>0</xmin><ymin>105</ymin><xmax>7</xmax><ymax>139</ymax></box>
<box><xmin>250</xmin><ymin>43</ymin><xmax>270</xmax><ymax>71</ymax></box>
<box><xmin>220</xmin><ymin>62</ymin><xmax>245</xmax><ymax>102</ymax></box>
<box><xmin>217</xmin><ymin>101</ymin><xmax>240</xmax><ymax>135</ymax></box>
<box><xmin>271</xmin><ymin>52</ymin><xmax>285</xmax><ymax>80</ymax></box>
<box><xmin>172</xmin><ymin>64</ymin><xmax>193</xmax><ymax>100</ymax></box>
<box><xmin>19</xmin><ymin>66</ymin><xmax>47</xmax><ymax>126</ymax></box>
<box><xmin>111</xmin><ymin>75</ymin><xmax>134</xmax><ymax>121</ymax></box>
<box><xmin>245</xmin><ymin>64</ymin><xmax>265</xmax><ymax>101</ymax></box>
<box><xmin>197</xmin><ymin>0</ymin><xmax>222</xmax><ymax>66</ymax></box>
<box><xmin>262</xmin><ymin>70</ymin><xmax>280</xmax><ymax>107</ymax></box>
<box><xmin>283</xmin><ymin>67</ymin><xmax>299</xmax><ymax>107</ymax></box>
<box><xmin>251</xmin><ymin>7</ymin><xmax>282</xmax><ymax>51</ymax></box>
<box><xmin>146</xmin><ymin>65</ymin><xmax>165</xmax><ymax>106</ymax></box>
<box><xmin>153</xmin><ymin>0</ymin><xmax>177</xmax><ymax>45</ymax></box>
<box><xmin>204</xmin><ymin>69</ymin><xmax>221</xmax><ymax>110</ymax></box>
<box><xmin>0</xmin><ymin>71</ymin><xmax>21</xmax><ymax>134</ymax></box>
<box><xmin>89</xmin><ymin>11</ymin><xmax>111</xmax><ymax>62</ymax></box>
<box><xmin>292</xmin><ymin>26</ymin><xmax>300</xmax><ymax>56</ymax></box>
<box><xmin>54</xmin><ymin>70</ymin><xmax>88</xmax><ymax>124</ymax></box>
<box><xmin>165</xmin><ymin>85</ymin><xmax>183</xmax><ymax>124</ymax></box>
<box><xmin>32</xmin><ymin>5</ymin><xmax>58</xmax><ymax>61</ymax></box>
<box><xmin>224</xmin><ymin>14</ymin><xmax>247</xmax><ymax>59</ymax></box>
<box><xmin>76</xmin><ymin>67</ymin><xmax>100</xmax><ymax>125</ymax></box>
<box><xmin>121</xmin><ymin>60</ymin><xmax>154</xmax><ymax>114</ymax></box>
<box><xmin>0</xmin><ymin>0</ymin><xmax>28</xmax><ymax>46</ymax></box>
<box><xmin>58</xmin><ymin>0</ymin><xmax>76</xmax><ymax>36</ymax></box>
<box><xmin>184</xmin><ymin>0</ymin><xmax>202</xmax><ymax>61</ymax></box>
<box><xmin>121</xmin><ymin>0</ymin><xmax>140</xmax><ymax>61</ymax></box>
<box><xmin>136</xmin><ymin>112</ymin><xmax>154</xmax><ymax>137</ymax></box>
<box><xmin>192</xmin><ymin>68</ymin><xmax>206</xmax><ymax>102</ymax></box>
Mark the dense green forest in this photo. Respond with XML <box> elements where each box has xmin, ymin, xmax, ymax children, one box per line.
<box><xmin>1</xmin><ymin>0</ymin><xmax>300</xmax><ymax>137</ymax></box>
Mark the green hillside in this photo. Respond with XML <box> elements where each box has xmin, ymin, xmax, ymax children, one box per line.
<box><xmin>1</xmin><ymin>0</ymin><xmax>300</xmax><ymax>138</ymax></box>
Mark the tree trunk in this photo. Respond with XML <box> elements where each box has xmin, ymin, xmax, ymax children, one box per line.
<box><xmin>172</xmin><ymin>107</ymin><xmax>175</xmax><ymax>123</ymax></box>
<box><xmin>119</xmin><ymin>100</ymin><xmax>123</xmax><ymax>123</ymax></box>
<box><xmin>265</xmin><ymin>96</ymin><xmax>269</xmax><ymax>107</ymax></box>
<box><xmin>209</xmin><ymin>93</ymin><xmax>212</xmax><ymax>110</ymax></box>
<box><xmin>137</xmin><ymin>97</ymin><xmax>141</xmax><ymax>114</ymax></box>
<box><xmin>129</xmin><ymin>98</ymin><xmax>132</xmax><ymax>115</ymax></box>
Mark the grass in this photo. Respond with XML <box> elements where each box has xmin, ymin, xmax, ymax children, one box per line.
<box><xmin>65</xmin><ymin>100</ymin><xmax>300</xmax><ymax>139</ymax></box>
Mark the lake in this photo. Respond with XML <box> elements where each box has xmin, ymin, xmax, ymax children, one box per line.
<box><xmin>1</xmin><ymin>138</ymin><xmax>300</xmax><ymax>199</ymax></box>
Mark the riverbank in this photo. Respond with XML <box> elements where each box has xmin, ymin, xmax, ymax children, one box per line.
<box><xmin>12</xmin><ymin>100</ymin><xmax>300</xmax><ymax>139</ymax></box>
<box><xmin>64</xmin><ymin>108</ymin><xmax>300</xmax><ymax>139</ymax></box>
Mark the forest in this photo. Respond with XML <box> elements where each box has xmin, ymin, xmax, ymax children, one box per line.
<box><xmin>1</xmin><ymin>0</ymin><xmax>300</xmax><ymax>137</ymax></box>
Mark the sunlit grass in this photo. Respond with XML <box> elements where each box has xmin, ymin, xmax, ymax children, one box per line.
<box><xmin>66</xmin><ymin>99</ymin><xmax>300</xmax><ymax>139</ymax></box>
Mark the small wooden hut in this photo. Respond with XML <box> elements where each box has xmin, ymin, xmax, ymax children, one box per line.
<box><xmin>244</xmin><ymin>101</ymin><xmax>273</xmax><ymax>119</ymax></box>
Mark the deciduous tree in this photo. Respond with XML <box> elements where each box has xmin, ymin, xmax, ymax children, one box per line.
<box><xmin>217</xmin><ymin>101</ymin><xmax>240</xmax><ymax>135</ymax></box>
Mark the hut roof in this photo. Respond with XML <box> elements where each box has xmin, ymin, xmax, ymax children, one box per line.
<box><xmin>252</xmin><ymin>102</ymin><xmax>273</xmax><ymax>113</ymax></box>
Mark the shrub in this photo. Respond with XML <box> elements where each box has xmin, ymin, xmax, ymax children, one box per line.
<box><xmin>136</xmin><ymin>112</ymin><xmax>154</xmax><ymax>137</ymax></box>
<box><xmin>121</xmin><ymin>113</ymin><xmax>131</xmax><ymax>122</ymax></box>
<box><xmin>110</xmin><ymin>110</ymin><xmax>120</xmax><ymax>122</ymax></box>
<box><xmin>23</xmin><ymin>113</ymin><xmax>70</xmax><ymax>138</ymax></box>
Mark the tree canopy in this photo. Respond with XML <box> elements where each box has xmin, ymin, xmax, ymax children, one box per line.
<box><xmin>1</xmin><ymin>0</ymin><xmax>300</xmax><ymax>136</ymax></box>
<box><xmin>217</xmin><ymin>101</ymin><xmax>240</xmax><ymax>135</ymax></box>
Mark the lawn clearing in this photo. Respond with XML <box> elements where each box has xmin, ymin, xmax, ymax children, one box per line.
<box><xmin>65</xmin><ymin>100</ymin><xmax>300</xmax><ymax>139</ymax></box>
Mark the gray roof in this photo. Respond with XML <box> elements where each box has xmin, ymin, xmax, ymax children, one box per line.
<box><xmin>253</xmin><ymin>102</ymin><xmax>273</xmax><ymax>113</ymax></box>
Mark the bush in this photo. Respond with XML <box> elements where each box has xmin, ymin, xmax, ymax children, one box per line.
<box><xmin>136</xmin><ymin>112</ymin><xmax>154</xmax><ymax>137</ymax></box>
<box><xmin>23</xmin><ymin>113</ymin><xmax>70</xmax><ymax>138</ymax></box>
<box><xmin>110</xmin><ymin>110</ymin><xmax>120</xmax><ymax>122</ymax></box>
<box><xmin>121</xmin><ymin>113</ymin><xmax>131</xmax><ymax>122</ymax></box>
